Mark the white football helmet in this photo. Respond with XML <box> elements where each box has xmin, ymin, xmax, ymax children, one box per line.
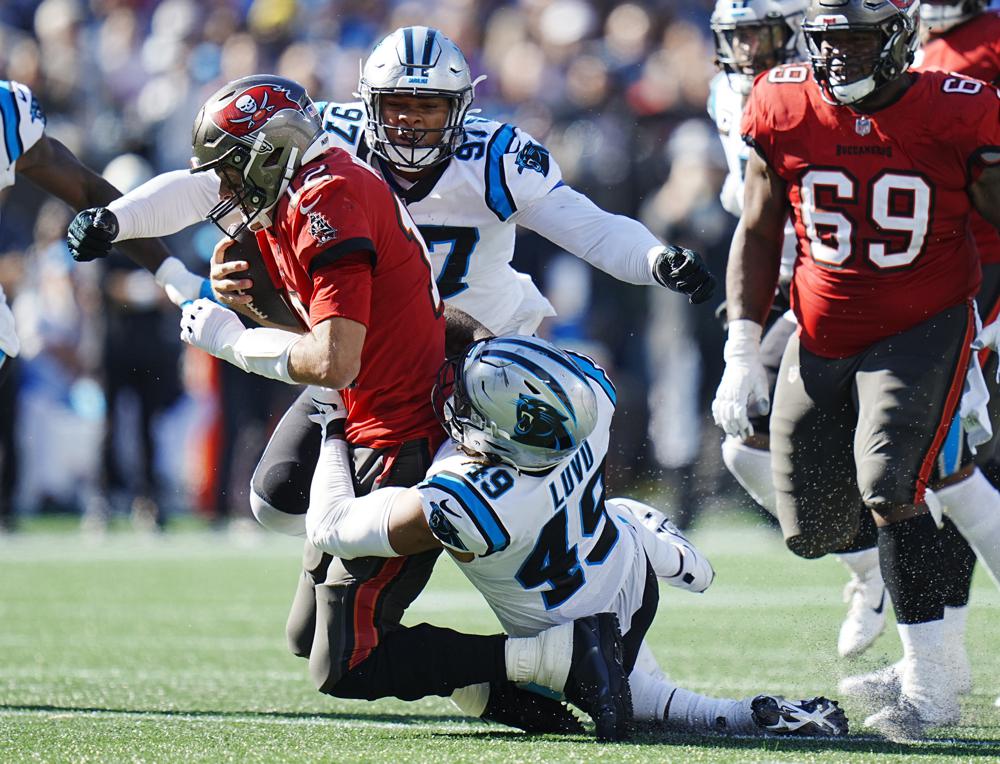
<box><xmin>921</xmin><ymin>0</ymin><xmax>985</xmax><ymax>32</ymax></box>
<box><xmin>711</xmin><ymin>0</ymin><xmax>810</xmax><ymax>94</ymax></box>
<box><xmin>359</xmin><ymin>26</ymin><xmax>485</xmax><ymax>171</ymax></box>
<box><xmin>435</xmin><ymin>336</ymin><xmax>599</xmax><ymax>472</ymax></box>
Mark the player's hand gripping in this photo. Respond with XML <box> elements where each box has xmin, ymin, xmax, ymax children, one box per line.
<box><xmin>307</xmin><ymin>386</ymin><xmax>348</xmax><ymax>438</ymax></box>
<box><xmin>653</xmin><ymin>245</ymin><xmax>716</xmax><ymax>304</ymax></box>
<box><xmin>210</xmin><ymin>237</ymin><xmax>253</xmax><ymax>308</ymax></box>
<box><xmin>712</xmin><ymin>319</ymin><xmax>769</xmax><ymax>440</ymax></box>
<box><xmin>67</xmin><ymin>207</ymin><xmax>119</xmax><ymax>262</ymax></box>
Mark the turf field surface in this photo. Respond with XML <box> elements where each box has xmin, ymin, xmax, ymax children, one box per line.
<box><xmin>2</xmin><ymin>519</ymin><xmax>998</xmax><ymax>763</ymax></box>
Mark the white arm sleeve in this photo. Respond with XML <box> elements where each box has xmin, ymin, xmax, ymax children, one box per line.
<box><xmin>305</xmin><ymin>434</ymin><xmax>404</xmax><ymax>559</ymax></box>
<box><xmin>513</xmin><ymin>185</ymin><xmax>661</xmax><ymax>286</ymax></box>
<box><xmin>108</xmin><ymin>170</ymin><xmax>221</xmax><ymax>241</ymax></box>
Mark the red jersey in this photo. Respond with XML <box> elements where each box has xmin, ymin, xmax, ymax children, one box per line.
<box><xmin>918</xmin><ymin>11</ymin><xmax>1000</xmax><ymax>264</ymax></box>
<box><xmin>256</xmin><ymin>147</ymin><xmax>445</xmax><ymax>447</ymax></box>
<box><xmin>742</xmin><ymin>65</ymin><xmax>1000</xmax><ymax>358</ymax></box>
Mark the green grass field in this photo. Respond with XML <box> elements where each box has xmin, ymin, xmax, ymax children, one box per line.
<box><xmin>2</xmin><ymin>517</ymin><xmax>998</xmax><ymax>763</ymax></box>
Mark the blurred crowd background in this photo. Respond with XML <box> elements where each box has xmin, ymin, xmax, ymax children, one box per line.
<box><xmin>0</xmin><ymin>0</ymin><xmax>749</xmax><ymax>534</ymax></box>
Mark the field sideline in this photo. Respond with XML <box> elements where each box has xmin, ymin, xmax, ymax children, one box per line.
<box><xmin>2</xmin><ymin>517</ymin><xmax>998</xmax><ymax>763</ymax></box>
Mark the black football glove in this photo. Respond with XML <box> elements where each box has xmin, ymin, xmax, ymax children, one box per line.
<box><xmin>67</xmin><ymin>207</ymin><xmax>120</xmax><ymax>262</ymax></box>
<box><xmin>652</xmin><ymin>245</ymin><xmax>716</xmax><ymax>305</ymax></box>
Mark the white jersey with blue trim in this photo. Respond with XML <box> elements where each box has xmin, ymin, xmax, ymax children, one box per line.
<box><xmin>0</xmin><ymin>80</ymin><xmax>46</xmax><ymax>360</ymax></box>
<box><xmin>707</xmin><ymin>72</ymin><xmax>749</xmax><ymax>219</ymax></box>
<box><xmin>319</xmin><ymin>101</ymin><xmax>563</xmax><ymax>335</ymax></box>
<box><xmin>414</xmin><ymin>352</ymin><xmax>645</xmax><ymax>638</ymax></box>
<box><xmin>0</xmin><ymin>80</ymin><xmax>46</xmax><ymax>191</ymax></box>
<box><xmin>707</xmin><ymin>73</ymin><xmax>797</xmax><ymax>282</ymax></box>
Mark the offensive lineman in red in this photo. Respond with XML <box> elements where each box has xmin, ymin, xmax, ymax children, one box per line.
<box><xmin>712</xmin><ymin>0</ymin><xmax>1000</xmax><ymax>740</ymax></box>
<box><xmin>835</xmin><ymin>0</ymin><xmax>1000</xmax><ymax>715</ymax></box>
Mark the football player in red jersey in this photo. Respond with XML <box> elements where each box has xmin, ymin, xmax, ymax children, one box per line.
<box><xmin>177</xmin><ymin>76</ymin><xmax>631</xmax><ymax>739</ymax></box>
<box><xmin>712</xmin><ymin>0</ymin><xmax>1000</xmax><ymax>740</ymax></box>
<box><xmin>837</xmin><ymin>0</ymin><xmax>1000</xmax><ymax>714</ymax></box>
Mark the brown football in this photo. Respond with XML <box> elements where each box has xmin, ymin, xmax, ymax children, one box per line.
<box><xmin>222</xmin><ymin>231</ymin><xmax>304</xmax><ymax>331</ymax></box>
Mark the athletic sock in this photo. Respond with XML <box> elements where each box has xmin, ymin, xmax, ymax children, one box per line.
<box><xmin>939</xmin><ymin>468</ymin><xmax>1000</xmax><ymax>588</ymax></box>
<box><xmin>936</xmin><ymin>516</ymin><xmax>976</xmax><ymax>607</ymax></box>
<box><xmin>662</xmin><ymin>686</ymin><xmax>753</xmax><ymax>734</ymax></box>
<box><xmin>877</xmin><ymin>513</ymin><xmax>945</xmax><ymax>625</ymax></box>
<box><xmin>835</xmin><ymin>546</ymin><xmax>879</xmax><ymax>579</ymax></box>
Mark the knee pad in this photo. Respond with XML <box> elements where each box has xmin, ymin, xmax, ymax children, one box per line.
<box><xmin>250</xmin><ymin>488</ymin><xmax>306</xmax><ymax>537</ymax></box>
<box><xmin>721</xmin><ymin>437</ymin><xmax>777</xmax><ymax>516</ymax></box>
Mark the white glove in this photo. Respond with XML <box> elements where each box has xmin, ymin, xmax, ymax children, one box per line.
<box><xmin>155</xmin><ymin>256</ymin><xmax>213</xmax><ymax>307</ymax></box>
<box><xmin>180</xmin><ymin>298</ymin><xmax>244</xmax><ymax>359</ymax></box>
<box><xmin>307</xmin><ymin>386</ymin><xmax>348</xmax><ymax>434</ymax></box>
<box><xmin>712</xmin><ymin>319</ymin><xmax>769</xmax><ymax>440</ymax></box>
<box><xmin>973</xmin><ymin>318</ymin><xmax>1000</xmax><ymax>359</ymax></box>
<box><xmin>0</xmin><ymin>286</ymin><xmax>19</xmax><ymax>359</ymax></box>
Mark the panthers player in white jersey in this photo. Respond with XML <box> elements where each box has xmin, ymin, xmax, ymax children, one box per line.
<box><xmin>295</xmin><ymin>335</ymin><xmax>848</xmax><ymax>738</ymax></box>
<box><xmin>0</xmin><ymin>80</ymin><xmax>209</xmax><ymax>388</ymax></box>
<box><xmin>707</xmin><ymin>0</ymin><xmax>890</xmax><ymax>661</ymax></box>
<box><xmin>67</xmin><ymin>26</ymin><xmax>714</xmax><ymax>335</ymax></box>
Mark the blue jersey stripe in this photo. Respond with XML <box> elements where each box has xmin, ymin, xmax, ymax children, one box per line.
<box><xmin>0</xmin><ymin>85</ymin><xmax>23</xmax><ymax>165</ymax></box>
<box><xmin>940</xmin><ymin>413</ymin><xmax>963</xmax><ymax>478</ymax></box>
<box><xmin>426</xmin><ymin>472</ymin><xmax>511</xmax><ymax>555</ymax></box>
<box><xmin>484</xmin><ymin>124</ymin><xmax>517</xmax><ymax>221</ymax></box>
<box><xmin>567</xmin><ymin>351</ymin><xmax>616</xmax><ymax>405</ymax></box>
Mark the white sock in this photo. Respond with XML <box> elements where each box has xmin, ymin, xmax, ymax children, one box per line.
<box><xmin>942</xmin><ymin>604</ymin><xmax>968</xmax><ymax>645</ymax></box>
<box><xmin>721</xmin><ymin>437</ymin><xmax>776</xmax><ymax>516</ymax></box>
<box><xmin>939</xmin><ymin>468</ymin><xmax>1000</xmax><ymax>588</ymax></box>
<box><xmin>451</xmin><ymin>682</ymin><xmax>490</xmax><ymax>718</ymax></box>
<box><xmin>629</xmin><ymin>669</ymin><xmax>753</xmax><ymax>733</ymax></box>
<box><xmin>504</xmin><ymin>622</ymin><xmax>572</xmax><ymax>692</ymax></box>
<box><xmin>633</xmin><ymin>640</ymin><xmax>666</xmax><ymax>682</ymax></box>
<box><xmin>835</xmin><ymin>547</ymin><xmax>880</xmax><ymax>579</ymax></box>
<box><xmin>663</xmin><ymin>686</ymin><xmax>753</xmax><ymax>734</ymax></box>
<box><xmin>898</xmin><ymin>619</ymin><xmax>945</xmax><ymax>662</ymax></box>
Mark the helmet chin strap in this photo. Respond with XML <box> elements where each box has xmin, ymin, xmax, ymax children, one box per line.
<box><xmin>830</xmin><ymin>74</ymin><xmax>878</xmax><ymax>104</ymax></box>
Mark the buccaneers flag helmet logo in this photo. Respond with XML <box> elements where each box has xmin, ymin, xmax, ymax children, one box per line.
<box><xmin>212</xmin><ymin>85</ymin><xmax>303</xmax><ymax>138</ymax></box>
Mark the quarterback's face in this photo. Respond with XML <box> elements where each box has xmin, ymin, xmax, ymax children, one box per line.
<box><xmin>381</xmin><ymin>94</ymin><xmax>450</xmax><ymax>147</ymax></box>
<box><xmin>817</xmin><ymin>29</ymin><xmax>883</xmax><ymax>85</ymax></box>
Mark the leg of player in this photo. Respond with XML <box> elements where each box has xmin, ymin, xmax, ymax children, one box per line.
<box><xmin>628</xmin><ymin>669</ymin><xmax>847</xmax><ymax>737</ymax></box>
<box><xmin>608</xmin><ymin>497</ymin><xmax>715</xmax><ymax>593</ymax></box>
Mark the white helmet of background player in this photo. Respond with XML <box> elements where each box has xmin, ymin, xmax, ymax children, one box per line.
<box><xmin>921</xmin><ymin>0</ymin><xmax>985</xmax><ymax>32</ymax></box>
<box><xmin>711</xmin><ymin>0</ymin><xmax>810</xmax><ymax>95</ymax></box>
<box><xmin>435</xmin><ymin>336</ymin><xmax>599</xmax><ymax>472</ymax></box>
<box><xmin>359</xmin><ymin>26</ymin><xmax>485</xmax><ymax>170</ymax></box>
<box><xmin>802</xmin><ymin>0</ymin><xmax>920</xmax><ymax>105</ymax></box>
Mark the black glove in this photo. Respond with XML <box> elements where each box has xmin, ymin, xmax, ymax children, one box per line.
<box><xmin>67</xmin><ymin>207</ymin><xmax>120</xmax><ymax>262</ymax></box>
<box><xmin>652</xmin><ymin>245</ymin><xmax>716</xmax><ymax>305</ymax></box>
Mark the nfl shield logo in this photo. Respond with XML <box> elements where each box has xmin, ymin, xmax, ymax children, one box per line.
<box><xmin>855</xmin><ymin>117</ymin><xmax>871</xmax><ymax>136</ymax></box>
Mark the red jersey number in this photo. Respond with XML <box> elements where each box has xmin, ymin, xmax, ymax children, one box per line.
<box><xmin>800</xmin><ymin>169</ymin><xmax>931</xmax><ymax>269</ymax></box>
<box><xmin>768</xmin><ymin>66</ymin><xmax>809</xmax><ymax>84</ymax></box>
<box><xmin>393</xmin><ymin>194</ymin><xmax>444</xmax><ymax>316</ymax></box>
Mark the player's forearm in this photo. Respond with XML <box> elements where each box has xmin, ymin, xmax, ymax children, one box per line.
<box><xmin>306</xmin><ymin>432</ymin><xmax>404</xmax><ymax>558</ymax></box>
<box><xmin>109</xmin><ymin>170</ymin><xmax>220</xmax><ymax>241</ymax></box>
<box><xmin>515</xmin><ymin>186</ymin><xmax>660</xmax><ymax>285</ymax></box>
<box><xmin>287</xmin><ymin>331</ymin><xmax>361</xmax><ymax>389</ymax></box>
<box><xmin>726</xmin><ymin>218</ymin><xmax>781</xmax><ymax>326</ymax></box>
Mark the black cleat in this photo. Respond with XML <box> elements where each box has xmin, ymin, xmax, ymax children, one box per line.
<box><xmin>750</xmin><ymin>695</ymin><xmax>849</xmax><ymax>737</ymax></box>
<box><xmin>480</xmin><ymin>681</ymin><xmax>585</xmax><ymax>735</ymax></box>
<box><xmin>563</xmin><ymin>612</ymin><xmax>633</xmax><ymax>742</ymax></box>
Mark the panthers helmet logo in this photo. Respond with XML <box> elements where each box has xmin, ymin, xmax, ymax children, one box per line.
<box><xmin>513</xmin><ymin>394</ymin><xmax>573</xmax><ymax>450</ymax></box>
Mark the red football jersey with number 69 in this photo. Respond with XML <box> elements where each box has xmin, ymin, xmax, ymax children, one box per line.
<box><xmin>741</xmin><ymin>65</ymin><xmax>1000</xmax><ymax>358</ymax></box>
<box><xmin>257</xmin><ymin>147</ymin><xmax>445</xmax><ymax>448</ymax></box>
